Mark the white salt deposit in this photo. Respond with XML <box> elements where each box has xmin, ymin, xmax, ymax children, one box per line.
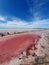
<box><xmin>36</xmin><ymin>32</ymin><xmax>49</xmax><ymax>57</ymax></box>
<box><xmin>28</xmin><ymin>49</ymin><xmax>34</xmax><ymax>55</ymax></box>
<box><xmin>8</xmin><ymin>57</ymin><xmax>23</xmax><ymax>65</ymax></box>
<box><xmin>22</xmin><ymin>50</ymin><xmax>27</xmax><ymax>57</ymax></box>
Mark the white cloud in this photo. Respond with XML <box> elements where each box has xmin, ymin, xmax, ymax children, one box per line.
<box><xmin>7</xmin><ymin>20</ymin><xmax>27</xmax><ymax>26</ymax></box>
<box><xmin>0</xmin><ymin>16</ymin><xmax>6</xmax><ymax>21</ymax></box>
<box><xmin>0</xmin><ymin>17</ymin><xmax>28</xmax><ymax>28</ymax></box>
<box><xmin>6</xmin><ymin>19</ymin><xmax>28</xmax><ymax>28</ymax></box>
<box><xmin>29</xmin><ymin>19</ymin><xmax>49</xmax><ymax>28</ymax></box>
<box><xmin>32</xmin><ymin>19</ymin><xmax>49</xmax><ymax>24</ymax></box>
<box><xmin>0</xmin><ymin>16</ymin><xmax>49</xmax><ymax>28</ymax></box>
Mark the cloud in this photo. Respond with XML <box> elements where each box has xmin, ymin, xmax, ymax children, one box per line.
<box><xmin>0</xmin><ymin>16</ymin><xmax>49</xmax><ymax>28</ymax></box>
<box><xmin>7</xmin><ymin>20</ymin><xmax>27</xmax><ymax>26</ymax></box>
<box><xmin>0</xmin><ymin>17</ymin><xmax>28</xmax><ymax>28</ymax></box>
<box><xmin>33</xmin><ymin>19</ymin><xmax>49</xmax><ymax>24</ymax></box>
<box><xmin>29</xmin><ymin>19</ymin><xmax>49</xmax><ymax>28</ymax></box>
<box><xmin>0</xmin><ymin>16</ymin><xmax>6</xmax><ymax>21</ymax></box>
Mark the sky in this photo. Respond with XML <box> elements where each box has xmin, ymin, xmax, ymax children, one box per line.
<box><xmin>0</xmin><ymin>0</ymin><xmax>49</xmax><ymax>28</ymax></box>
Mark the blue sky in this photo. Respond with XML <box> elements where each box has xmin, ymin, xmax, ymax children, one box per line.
<box><xmin>0</xmin><ymin>0</ymin><xmax>49</xmax><ymax>28</ymax></box>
